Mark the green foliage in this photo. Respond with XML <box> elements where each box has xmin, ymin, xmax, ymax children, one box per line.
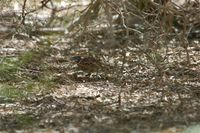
<box><xmin>0</xmin><ymin>51</ymin><xmax>40</xmax><ymax>82</ymax></box>
<box><xmin>14</xmin><ymin>114</ymin><xmax>37</xmax><ymax>128</ymax></box>
<box><xmin>25</xmin><ymin>79</ymin><xmax>55</xmax><ymax>94</ymax></box>
<box><xmin>0</xmin><ymin>84</ymin><xmax>25</xmax><ymax>99</ymax></box>
<box><xmin>150</xmin><ymin>52</ymin><xmax>164</xmax><ymax>63</ymax></box>
<box><xmin>18</xmin><ymin>51</ymin><xmax>37</xmax><ymax>65</ymax></box>
<box><xmin>18</xmin><ymin>50</ymin><xmax>44</xmax><ymax>65</ymax></box>
<box><xmin>0</xmin><ymin>40</ymin><xmax>55</xmax><ymax>100</ymax></box>
<box><xmin>0</xmin><ymin>57</ymin><xmax>19</xmax><ymax>81</ymax></box>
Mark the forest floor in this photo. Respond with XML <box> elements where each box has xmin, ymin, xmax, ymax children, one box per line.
<box><xmin>0</xmin><ymin>31</ymin><xmax>200</xmax><ymax>133</ymax></box>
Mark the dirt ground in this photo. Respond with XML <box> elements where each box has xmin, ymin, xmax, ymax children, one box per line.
<box><xmin>1</xmin><ymin>0</ymin><xmax>200</xmax><ymax>132</ymax></box>
<box><xmin>0</xmin><ymin>33</ymin><xmax>200</xmax><ymax>133</ymax></box>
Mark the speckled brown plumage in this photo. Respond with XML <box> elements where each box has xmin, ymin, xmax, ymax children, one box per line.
<box><xmin>70</xmin><ymin>56</ymin><xmax>102</xmax><ymax>73</ymax></box>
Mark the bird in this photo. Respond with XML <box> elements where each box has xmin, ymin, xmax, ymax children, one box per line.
<box><xmin>70</xmin><ymin>56</ymin><xmax>102</xmax><ymax>74</ymax></box>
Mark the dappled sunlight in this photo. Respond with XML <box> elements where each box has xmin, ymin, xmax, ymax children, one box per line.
<box><xmin>1</xmin><ymin>0</ymin><xmax>200</xmax><ymax>132</ymax></box>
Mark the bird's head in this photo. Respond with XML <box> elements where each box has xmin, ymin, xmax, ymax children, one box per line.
<box><xmin>70</xmin><ymin>56</ymin><xmax>82</xmax><ymax>63</ymax></box>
